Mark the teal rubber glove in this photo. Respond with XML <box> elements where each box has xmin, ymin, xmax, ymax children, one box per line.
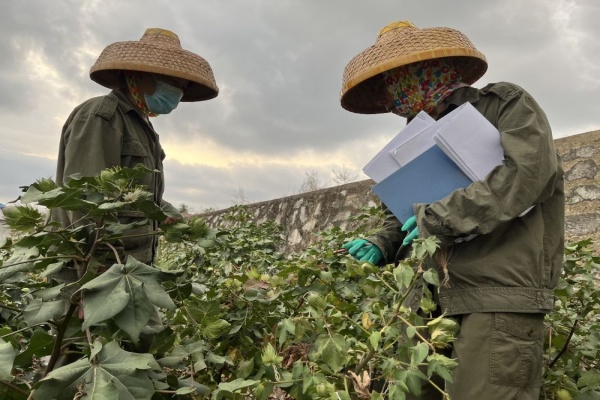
<box><xmin>401</xmin><ymin>215</ymin><xmax>419</xmax><ymax>246</ymax></box>
<box><xmin>342</xmin><ymin>239</ymin><xmax>383</xmax><ymax>265</ymax></box>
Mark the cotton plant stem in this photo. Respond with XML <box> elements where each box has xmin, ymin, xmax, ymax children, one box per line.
<box><xmin>397</xmin><ymin>315</ymin><xmax>435</xmax><ymax>351</ymax></box>
<box><xmin>1</xmin><ymin>255</ymin><xmax>84</xmax><ymax>269</ymax></box>
<box><xmin>356</xmin><ymin>270</ymin><xmax>422</xmax><ymax>372</ymax></box>
<box><xmin>0</xmin><ymin>380</ymin><xmax>28</xmax><ymax>396</ymax></box>
<box><xmin>1</xmin><ymin>322</ymin><xmax>57</xmax><ymax>338</ymax></box>
<box><xmin>43</xmin><ymin>303</ymin><xmax>77</xmax><ymax>377</ymax></box>
<box><xmin>548</xmin><ymin>319</ymin><xmax>579</xmax><ymax>369</ymax></box>
<box><xmin>103</xmin><ymin>241</ymin><xmax>122</xmax><ymax>265</ymax></box>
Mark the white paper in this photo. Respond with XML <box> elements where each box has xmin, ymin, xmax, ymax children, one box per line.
<box><xmin>362</xmin><ymin>111</ymin><xmax>434</xmax><ymax>183</ymax></box>
<box><xmin>432</xmin><ymin>102</ymin><xmax>504</xmax><ymax>181</ymax></box>
<box><xmin>389</xmin><ymin>103</ymin><xmax>468</xmax><ymax>168</ymax></box>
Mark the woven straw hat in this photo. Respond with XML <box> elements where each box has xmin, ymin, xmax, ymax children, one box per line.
<box><xmin>340</xmin><ymin>21</ymin><xmax>487</xmax><ymax>114</ymax></box>
<box><xmin>90</xmin><ymin>28</ymin><xmax>219</xmax><ymax>102</ymax></box>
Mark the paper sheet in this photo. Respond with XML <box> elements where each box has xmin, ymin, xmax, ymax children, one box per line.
<box><xmin>362</xmin><ymin>111</ymin><xmax>434</xmax><ymax>183</ymax></box>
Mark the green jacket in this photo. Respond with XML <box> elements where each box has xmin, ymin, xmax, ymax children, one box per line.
<box><xmin>367</xmin><ymin>82</ymin><xmax>565</xmax><ymax>316</ymax></box>
<box><xmin>52</xmin><ymin>90</ymin><xmax>167</xmax><ymax>268</ymax></box>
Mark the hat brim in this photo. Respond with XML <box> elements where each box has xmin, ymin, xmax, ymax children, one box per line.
<box><xmin>90</xmin><ymin>42</ymin><xmax>219</xmax><ymax>102</ymax></box>
<box><xmin>341</xmin><ymin>54</ymin><xmax>487</xmax><ymax>114</ymax></box>
<box><xmin>340</xmin><ymin>24</ymin><xmax>488</xmax><ymax>114</ymax></box>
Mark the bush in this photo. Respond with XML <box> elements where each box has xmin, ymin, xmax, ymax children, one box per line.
<box><xmin>0</xmin><ymin>167</ymin><xmax>598</xmax><ymax>399</ymax></box>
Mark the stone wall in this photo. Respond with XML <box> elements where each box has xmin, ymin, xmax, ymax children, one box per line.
<box><xmin>202</xmin><ymin>129</ymin><xmax>600</xmax><ymax>254</ymax></box>
<box><xmin>201</xmin><ymin>180</ymin><xmax>381</xmax><ymax>254</ymax></box>
<box><xmin>555</xmin><ymin>129</ymin><xmax>600</xmax><ymax>251</ymax></box>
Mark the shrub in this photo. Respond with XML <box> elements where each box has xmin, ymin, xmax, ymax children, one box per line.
<box><xmin>0</xmin><ymin>167</ymin><xmax>598</xmax><ymax>399</ymax></box>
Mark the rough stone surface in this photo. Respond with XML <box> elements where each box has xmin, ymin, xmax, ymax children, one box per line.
<box><xmin>202</xmin><ymin>129</ymin><xmax>600</xmax><ymax>254</ymax></box>
<box><xmin>201</xmin><ymin>180</ymin><xmax>380</xmax><ymax>254</ymax></box>
<box><xmin>555</xmin><ymin>129</ymin><xmax>600</xmax><ymax>253</ymax></box>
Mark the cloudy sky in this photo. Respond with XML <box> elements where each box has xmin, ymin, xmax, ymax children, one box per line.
<box><xmin>1</xmin><ymin>0</ymin><xmax>598</xmax><ymax>212</ymax></box>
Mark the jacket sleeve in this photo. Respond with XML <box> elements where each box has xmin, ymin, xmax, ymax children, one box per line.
<box><xmin>61</xmin><ymin>98</ymin><xmax>122</xmax><ymax>182</ymax></box>
<box><xmin>414</xmin><ymin>86</ymin><xmax>560</xmax><ymax>245</ymax></box>
<box><xmin>366</xmin><ymin>205</ymin><xmax>406</xmax><ymax>264</ymax></box>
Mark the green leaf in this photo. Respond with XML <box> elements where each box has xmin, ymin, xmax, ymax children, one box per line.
<box><xmin>13</xmin><ymin>329</ymin><xmax>54</xmax><ymax>367</ymax></box>
<box><xmin>31</xmin><ymin>283</ymin><xmax>65</xmax><ymax>301</ymax></box>
<box><xmin>422</xmin><ymin>269</ymin><xmax>440</xmax><ymax>286</ymax></box>
<box><xmin>0</xmin><ymin>339</ymin><xmax>17</xmax><ymax>380</ymax></box>
<box><xmin>201</xmin><ymin>319</ymin><xmax>232</xmax><ymax>340</ymax></box>
<box><xmin>393</xmin><ymin>264</ymin><xmax>415</xmax><ymax>289</ymax></box>
<box><xmin>369</xmin><ymin>331</ymin><xmax>381</xmax><ymax>351</ymax></box>
<box><xmin>205</xmin><ymin>352</ymin><xmax>233</xmax><ymax>367</ymax></box>
<box><xmin>23</xmin><ymin>186</ymin><xmax>95</xmax><ymax>212</ymax></box>
<box><xmin>186</xmin><ymin>300</ymin><xmax>222</xmax><ymax>325</ymax></box>
<box><xmin>309</xmin><ymin>334</ymin><xmax>350</xmax><ymax>373</ymax></box>
<box><xmin>23</xmin><ymin>298</ymin><xmax>68</xmax><ymax>326</ymax></box>
<box><xmin>236</xmin><ymin>359</ymin><xmax>254</xmax><ymax>379</ymax></box>
<box><xmin>578</xmin><ymin>370</ymin><xmax>600</xmax><ymax>388</ymax></box>
<box><xmin>81</xmin><ymin>277</ymin><xmax>131</xmax><ymax>328</ymax></box>
<box><xmin>79</xmin><ymin>257</ymin><xmax>177</xmax><ymax>340</ymax></box>
<box><xmin>112</xmin><ymin>278</ymin><xmax>156</xmax><ymax>342</ymax></box>
<box><xmin>211</xmin><ymin>378</ymin><xmax>259</xmax><ymax>400</ymax></box>
<box><xmin>90</xmin><ymin>340</ymin><xmax>103</xmax><ymax>360</ymax></box>
<box><xmin>35</xmin><ymin>341</ymin><xmax>159</xmax><ymax>400</ymax></box>
<box><xmin>120</xmin><ymin>257</ymin><xmax>177</xmax><ymax>310</ymax></box>
<box><xmin>175</xmin><ymin>387</ymin><xmax>197</xmax><ymax>395</ymax></box>
<box><xmin>426</xmin><ymin>354</ymin><xmax>457</xmax><ymax>383</ymax></box>
<box><xmin>410</xmin><ymin>342</ymin><xmax>429</xmax><ymax>367</ymax></box>
<box><xmin>406</xmin><ymin>326</ymin><xmax>417</xmax><ymax>339</ymax></box>
<box><xmin>0</xmin><ymin>246</ymin><xmax>39</xmax><ymax>282</ymax></box>
<box><xmin>1</xmin><ymin>205</ymin><xmax>43</xmax><ymax>232</ymax></box>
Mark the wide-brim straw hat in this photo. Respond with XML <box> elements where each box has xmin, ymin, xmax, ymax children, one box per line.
<box><xmin>90</xmin><ymin>28</ymin><xmax>219</xmax><ymax>102</ymax></box>
<box><xmin>340</xmin><ymin>21</ymin><xmax>487</xmax><ymax>114</ymax></box>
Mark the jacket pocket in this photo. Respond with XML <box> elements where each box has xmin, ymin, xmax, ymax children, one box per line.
<box><xmin>121</xmin><ymin>139</ymin><xmax>148</xmax><ymax>168</ymax></box>
<box><xmin>490</xmin><ymin>313</ymin><xmax>544</xmax><ymax>388</ymax></box>
<box><xmin>115</xmin><ymin>210</ymin><xmax>155</xmax><ymax>265</ymax></box>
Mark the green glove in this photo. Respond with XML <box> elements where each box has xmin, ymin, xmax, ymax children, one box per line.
<box><xmin>401</xmin><ymin>215</ymin><xmax>419</xmax><ymax>246</ymax></box>
<box><xmin>342</xmin><ymin>239</ymin><xmax>383</xmax><ymax>265</ymax></box>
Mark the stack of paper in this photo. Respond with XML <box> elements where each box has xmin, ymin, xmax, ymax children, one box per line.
<box><xmin>432</xmin><ymin>103</ymin><xmax>503</xmax><ymax>181</ymax></box>
<box><xmin>362</xmin><ymin>111</ymin><xmax>434</xmax><ymax>183</ymax></box>
<box><xmin>388</xmin><ymin>103</ymin><xmax>470</xmax><ymax>168</ymax></box>
<box><xmin>364</xmin><ymin>102</ymin><xmax>505</xmax><ymax>224</ymax></box>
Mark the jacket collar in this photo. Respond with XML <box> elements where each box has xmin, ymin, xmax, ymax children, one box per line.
<box><xmin>110</xmin><ymin>89</ymin><xmax>155</xmax><ymax>127</ymax></box>
<box><xmin>437</xmin><ymin>85</ymin><xmax>481</xmax><ymax>119</ymax></box>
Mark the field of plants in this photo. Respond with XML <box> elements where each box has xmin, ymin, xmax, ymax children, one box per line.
<box><xmin>0</xmin><ymin>166</ymin><xmax>598</xmax><ymax>399</ymax></box>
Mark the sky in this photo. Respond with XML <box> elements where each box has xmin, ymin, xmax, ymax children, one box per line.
<box><xmin>1</xmin><ymin>0</ymin><xmax>599</xmax><ymax>213</ymax></box>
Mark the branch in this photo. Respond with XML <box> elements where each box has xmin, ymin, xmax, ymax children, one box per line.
<box><xmin>0</xmin><ymin>303</ymin><xmax>20</xmax><ymax>312</ymax></box>
<box><xmin>356</xmin><ymin>269</ymin><xmax>423</xmax><ymax>372</ymax></box>
<box><xmin>1</xmin><ymin>322</ymin><xmax>58</xmax><ymax>339</ymax></box>
<box><xmin>1</xmin><ymin>255</ymin><xmax>84</xmax><ymax>269</ymax></box>
<box><xmin>0</xmin><ymin>379</ymin><xmax>29</xmax><ymax>396</ymax></box>
<box><xmin>548</xmin><ymin>319</ymin><xmax>579</xmax><ymax>369</ymax></box>
<box><xmin>43</xmin><ymin>303</ymin><xmax>77</xmax><ymax>377</ymax></box>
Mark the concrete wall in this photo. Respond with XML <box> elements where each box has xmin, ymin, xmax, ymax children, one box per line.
<box><xmin>202</xmin><ymin>129</ymin><xmax>600</xmax><ymax>254</ymax></box>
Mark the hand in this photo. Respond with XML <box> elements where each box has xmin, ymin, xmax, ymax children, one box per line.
<box><xmin>342</xmin><ymin>239</ymin><xmax>383</xmax><ymax>265</ymax></box>
<box><xmin>401</xmin><ymin>215</ymin><xmax>419</xmax><ymax>246</ymax></box>
<box><xmin>163</xmin><ymin>216</ymin><xmax>182</xmax><ymax>225</ymax></box>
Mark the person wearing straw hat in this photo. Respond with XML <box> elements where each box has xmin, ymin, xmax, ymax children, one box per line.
<box><xmin>52</xmin><ymin>28</ymin><xmax>219</xmax><ymax>278</ymax></box>
<box><xmin>340</xmin><ymin>21</ymin><xmax>564</xmax><ymax>399</ymax></box>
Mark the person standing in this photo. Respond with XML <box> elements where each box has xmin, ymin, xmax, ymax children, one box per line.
<box><xmin>340</xmin><ymin>21</ymin><xmax>564</xmax><ymax>399</ymax></box>
<box><xmin>52</xmin><ymin>28</ymin><xmax>219</xmax><ymax>279</ymax></box>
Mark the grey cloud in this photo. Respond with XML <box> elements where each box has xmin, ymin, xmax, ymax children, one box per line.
<box><xmin>1</xmin><ymin>0</ymin><xmax>598</xmax><ymax>212</ymax></box>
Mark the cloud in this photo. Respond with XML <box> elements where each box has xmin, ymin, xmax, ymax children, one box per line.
<box><xmin>0</xmin><ymin>0</ymin><xmax>598</xmax><ymax>210</ymax></box>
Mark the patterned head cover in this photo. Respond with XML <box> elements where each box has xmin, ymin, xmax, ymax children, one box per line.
<box><xmin>382</xmin><ymin>58</ymin><xmax>465</xmax><ymax>118</ymax></box>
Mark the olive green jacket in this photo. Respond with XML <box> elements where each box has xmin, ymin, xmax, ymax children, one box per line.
<box><xmin>52</xmin><ymin>90</ymin><xmax>170</xmax><ymax>268</ymax></box>
<box><xmin>367</xmin><ymin>82</ymin><xmax>565</xmax><ymax>316</ymax></box>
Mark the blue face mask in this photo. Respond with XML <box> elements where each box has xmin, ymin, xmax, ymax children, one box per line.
<box><xmin>144</xmin><ymin>79</ymin><xmax>184</xmax><ymax>115</ymax></box>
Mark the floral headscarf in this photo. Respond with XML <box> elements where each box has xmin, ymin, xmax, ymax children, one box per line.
<box><xmin>383</xmin><ymin>59</ymin><xmax>466</xmax><ymax>118</ymax></box>
<box><xmin>124</xmin><ymin>71</ymin><xmax>156</xmax><ymax>117</ymax></box>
